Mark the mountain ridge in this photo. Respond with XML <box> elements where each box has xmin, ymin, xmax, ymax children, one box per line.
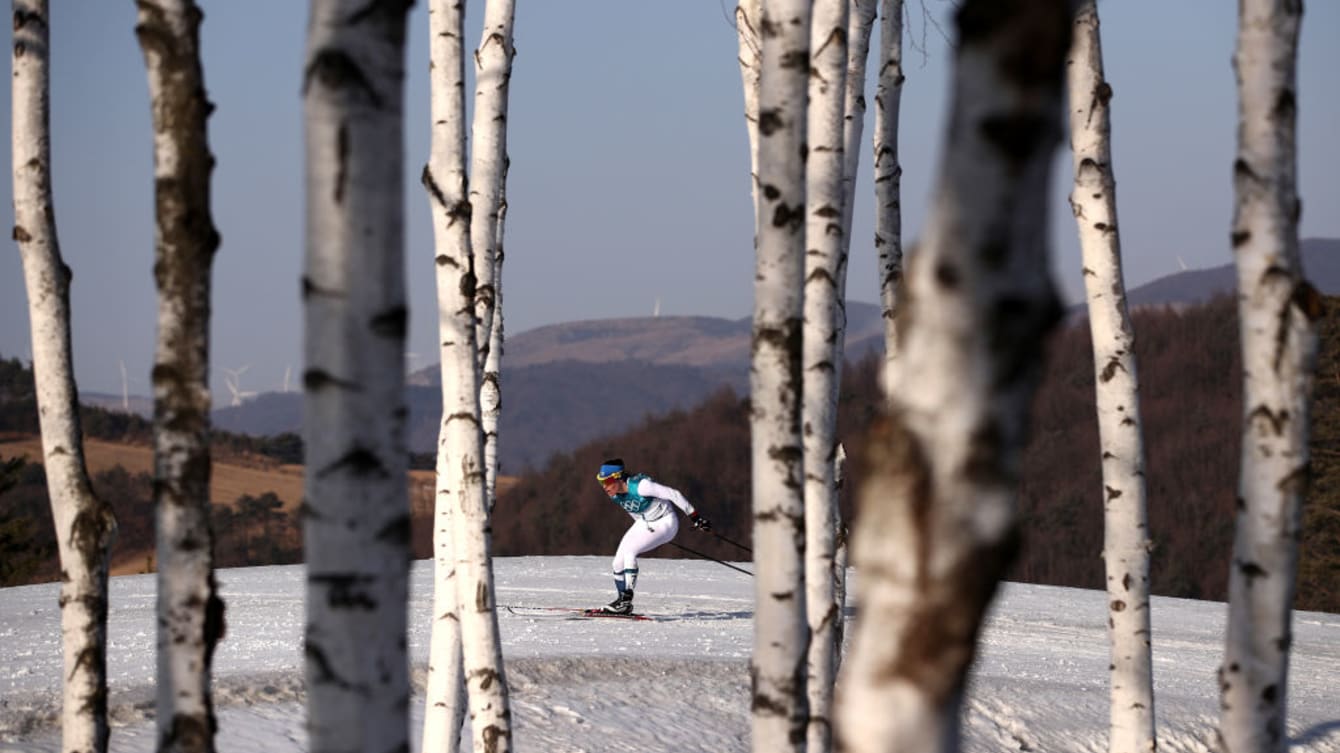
<box><xmin>205</xmin><ymin>236</ymin><xmax>1338</xmax><ymax>470</ymax></box>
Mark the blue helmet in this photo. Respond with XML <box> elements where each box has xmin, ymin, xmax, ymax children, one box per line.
<box><xmin>596</xmin><ymin>458</ymin><xmax>626</xmax><ymax>482</ymax></box>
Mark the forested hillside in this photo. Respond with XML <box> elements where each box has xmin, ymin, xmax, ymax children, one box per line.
<box><xmin>493</xmin><ymin>295</ymin><xmax>1340</xmax><ymax>613</ymax></box>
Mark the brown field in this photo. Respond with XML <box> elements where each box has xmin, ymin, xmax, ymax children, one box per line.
<box><xmin>1</xmin><ymin>435</ymin><xmax>515</xmax><ymax>575</ymax></box>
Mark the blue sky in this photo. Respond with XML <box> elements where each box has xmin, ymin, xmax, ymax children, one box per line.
<box><xmin>2</xmin><ymin>1</ymin><xmax>1337</xmax><ymax>400</ymax></box>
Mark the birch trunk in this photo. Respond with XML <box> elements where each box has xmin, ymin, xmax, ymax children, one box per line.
<box><xmin>11</xmin><ymin>5</ymin><xmax>117</xmax><ymax>751</ymax></box>
<box><xmin>829</xmin><ymin>0</ymin><xmax>878</xmax><ymax>665</ymax></box>
<box><xmin>874</xmin><ymin>0</ymin><xmax>905</xmax><ymax>377</ymax></box>
<box><xmin>301</xmin><ymin>3</ymin><xmax>412</xmax><ymax>751</ymax></box>
<box><xmin>803</xmin><ymin>2</ymin><xmax>850</xmax><ymax>751</ymax></box>
<box><xmin>134</xmin><ymin>3</ymin><xmax>224</xmax><ymax>751</ymax></box>
<box><xmin>420</xmin><ymin>2</ymin><xmax>472</xmax><ymax>749</ymax></box>
<box><xmin>838</xmin><ymin>0</ymin><xmax>877</xmax><ymax>247</ymax></box>
<box><xmin>468</xmin><ymin>0</ymin><xmax>515</xmax><ymax>370</ymax></box>
<box><xmin>736</xmin><ymin>0</ymin><xmax>762</xmax><ymax>225</ymax></box>
<box><xmin>833</xmin><ymin>3</ymin><xmax>1071</xmax><ymax>752</ymax></box>
<box><xmin>482</xmin><ymin>193</ymin><xmax>505</xmax><ymax>510</ymax></box>
<box><xmin>1220</xmin><ymin>1</ymin><xmax>1318</xmax><ymax>751</ymax></box>
<box><xmin>1065</xmin><ymin>4</ymin><xmax>1156</xmax><ymax>752</ymax></box>
<box><xmin>751</xmin><ymin>2</ymin><xmax>810</xmax><ymax>751</ymax></box>
<box><xmin>457</xmin><ymin>3</ymin><xmax>516</xmax><ymax>747</ymax></box>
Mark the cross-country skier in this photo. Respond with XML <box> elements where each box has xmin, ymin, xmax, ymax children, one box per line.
<box><xmin>595</xmin><ymin>458</ymin><xmax>710</xmax><ymax>614</ymax></box>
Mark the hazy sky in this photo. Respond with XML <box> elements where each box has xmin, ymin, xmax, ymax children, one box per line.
<box><xmin>2</xmin><ymin>2</ymin><xmax>1337</xmax><ymax>401</ymax></box>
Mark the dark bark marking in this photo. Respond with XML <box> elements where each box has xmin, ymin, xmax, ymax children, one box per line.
<box><xmin>311</xmin><ymin>574</ymin><xmax>380</xmax><ymax>610</ymax></box>
<box><xmin>303</xmin><ymin>48</ymin><xmax>381</xmax><ymax>107</ymax></box>
<box><xmin>957</xmin><ymin>0</ymin><xmax>1071</xmax><ymax>88</ymax></box>
<box><xmin>1236</xmin><ymin>559</ymin><xmax>1267</xmax><ymax>583</ymax></box>
<box><xmin>980</xmin><ymin>114</ymin><xmax>1050</xmax><ymax>168</ymax></box>
<box><xmin>758</xmin><ymin>109</ymin><xmax>783</xmax><ymax>136</ymax></box>
<box><xmin>369</xmin><ymin>305</ymin><xmax>408</xmax><ymax>339</ymax></box>
<box><xmin>481</xmin><ymin>722</ymin><xmax>511</xmax><ymax>753</ymax></box>
<box><xmin>1099</xmin><ymin>356</ymin><xmax>1126</xmax><ymax>383</ymax></box>
<box><xmin>160</xmin><ymin>712</ymin><xmax>215</xmax><ymax>753</ymax></box>
<box><xmin>318</xmin><ymin>445</ymin><xmax>389</xmax><ymax>480</ymax></box>
<box><xmin>303</xmin><ymin>368</ymin><xmax>359</xmax><ymax>392</ymax></box>
<box><xmin>335</xmin><ymin>122</ymin><xmax>350</xmax><ymax>204</ymax></box>
<box><xmin>377</xmin><ymin>514</ymin><xmax>411</xmax><ymax>547</ymax></box>
<box><xmin>771</xmin><ymin>202</ymin><xmax>805</xmax><ymax>232</ymax></box>
<box><xmin>935</xmin><ymin>262</ymin><xmax>959</xmax><ymax>289</ymax></box>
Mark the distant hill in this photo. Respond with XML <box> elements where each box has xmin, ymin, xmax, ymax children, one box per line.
<box><xmin>217</xmin><ymin>302</ymin><xmax>886</xmax><ymax>471</ymax></box>
<box><xmin>212</xmin><ymin>239</ymin><xmax>1338</xmax><ymax>471</ymax></box>
<box><xmin>1121</xmin><ymin>237</ymin><xmax>1340</xmax><ymax>309</ymax></box>
<box><xmin>78</xmin><ymin>391</ymin><xmax>153</xmax><ymax>418</ymax></box>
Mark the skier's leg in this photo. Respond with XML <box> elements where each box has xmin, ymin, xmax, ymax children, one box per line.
<box><xmin>620</xmin><ymin>515</ymin><xmax>679</xmax><ymax>595</ymax></box>
<box><xmin>612</xmin><ymin>523</ymin><xmax>643</xmax><ymax>597</ymax></box>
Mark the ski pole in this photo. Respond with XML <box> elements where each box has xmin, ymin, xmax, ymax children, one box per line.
<box><xmin>707</xmin><ymin>530</ymin><xmax>752</xmax><ymax>555</ymax></box>
<box><xmin>670</xmin><ymin>541</ymin><xmax>753</xmax><ymax>577</ymax></box>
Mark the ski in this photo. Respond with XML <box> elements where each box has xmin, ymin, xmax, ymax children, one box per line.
<box><xmin>502</xmin><ymin>605</ymin><xmax>654</xmax><ymax>622</ymax></box>
<box><xmin>579</xmin><ymin>608</ymin><xmax>652</xmax><ymax>621</ymax></box>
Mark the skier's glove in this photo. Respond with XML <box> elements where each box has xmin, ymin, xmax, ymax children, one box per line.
<box><xmin>690</xmin><ymin>512</ymin><xmax>711</xmax><ymax>531</ymax></box>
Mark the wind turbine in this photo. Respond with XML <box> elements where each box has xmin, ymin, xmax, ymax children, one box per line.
<box><xmin>223</xmin><ymin>365</ymin><xmax>256</xmax><ymax>407</ymax></box>
<box><xmin>119</xmin><ymin>359</ymin><xmax>130</xmax><ymax>413</ymax></box>
<box><xmin>282</xmin><ymin>364</ymin><xmax>292</xmax><ymax>393</ymax></box>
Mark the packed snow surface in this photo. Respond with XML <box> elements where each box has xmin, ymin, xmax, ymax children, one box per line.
<box><xmin>1</xmin><ymin>556</ymin><xmax>1337</xmax><ymax>752</ymax></box>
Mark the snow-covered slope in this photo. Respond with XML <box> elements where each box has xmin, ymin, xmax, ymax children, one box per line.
<box><xmin>2</xmin><ymin>557</ymin><xmax>1337</xmax><ymax>753</ymax></box>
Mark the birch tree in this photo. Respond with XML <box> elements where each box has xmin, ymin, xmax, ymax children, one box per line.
<box><xmin>482</xmin><ymin>192</ymin><xmax>505</xmax><ymax>508</ymax></box>
<box><xmin>1219</xmin><ymin>1</ymin><xmax>1319</xmax><ymax>751</ymax></box>
<box><xmin>460</xmin><ymin>4</ymin><xmax>516</xmax><ymax>749</ymax></box>
<box><xmin>802</xmin><ymin>2</ymin><xmax>850</xmax><ymax>751</ymax></box>
<box><xmin>874</xmin><ymin>0</ymin><xmax>905</xmax><ymax>375</ymax></box>
<box><xmin>468</xmin><ymin>0</ymin><xmax>515</xmax><ymax>381</ymax></box>
<box><xmin>825</xmin><ymin>0</ymin><xmax>878</xmax><ymax>665</ymax></box>
<box><xmin>301</xmin><ymin>3</ymin><xmax>413</xmax><ymax>751</ymax></box>
<box><xmin>420</xmin><ymin>2</ymin><xmax>472</xmax><ymax>749</ymax></box>
<box><xmin>735</xmin><ymin>0</ymin><xmax>761</xmax><ymax>222</ymax></box>
<box><xmin>833</xmin><ymin>2</ymin><xmax>1072</xmax><ymax>752</ymax></box>
<box><xmin>1065</xmin><ymin>4</ymin><xmax>1155</xmax><ymax>751</ymax></box>
<box><xmin>134</xmin><ymin>3</ymin><xmax>225</xmax><ymax>751</ymax></box>
<box><xmin>751</xmin><ymin>2</ymin><xmax>811</xmax><ymax>751</ymax></box>
<box><xmin>11</xmin><ymin>5</ymin><xmax>118</xmax><ymax>751</ymax></box>
<box><xmin>420</xmin><ymin>2</ymin><xmax>515</xmax><ymax>750</ymax></box>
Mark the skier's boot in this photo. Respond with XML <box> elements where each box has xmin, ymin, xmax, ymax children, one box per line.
<box><xmin>604</xmin><ymin>590</ymin><xmax>634</xmax><ymax>615</ymax></box>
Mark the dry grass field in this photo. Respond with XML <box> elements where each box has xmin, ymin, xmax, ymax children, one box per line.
<box><xmin>1</xmin><ymin>434</ymin><xmax>516</xmax><ymax>575</ymax></box>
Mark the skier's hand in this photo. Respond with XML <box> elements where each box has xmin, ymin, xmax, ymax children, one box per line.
<box><xmin>690</xmin><ymin>512</ymin><xmax>711</xmax><ymax>532</ymax></box>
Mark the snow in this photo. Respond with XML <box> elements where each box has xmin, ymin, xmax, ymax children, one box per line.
<box><xmin>1</xmin><ymin>556</ymin><xmax>1337</xmax><ymax>752</ymax></box>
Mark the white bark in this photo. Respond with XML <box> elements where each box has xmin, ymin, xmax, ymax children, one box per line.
<box><xmin>803</xmin><ymin>2</ymin><xmax>850</xmax><ymax>751</ymax></box>
<box><xmin>1220</xmin><ymin>1</ymin><xmax>1318</xmax><ymax>751</ymax></box>
<box><xmin>736</xmin><ymin>0</ymin><xmax>762</xmax><ymax>225</ymax></box>
<box><xmin>874</xmin><ymin>0</ymin><xmax>905</xmax><ymax>380</ymax></box>
<box><xmin>838</xmin><ymin>0</ymin><xmax>877</xmax><ymax>248</ymax></box>
<box><xmin>11</xmin><ymin>5</ymin><xmax>117</xmax><ymax>751</ymax></box>
<box><xmin>134</xmin><ymin>3</ymin><xmax>224</xmax><ymax>751</ymax></box>
<box><xmin>833</xmin><ymin>3</ymin><xmax>1071</xmax><ymax>752</ymax></box>
<box><xmin>468</xmin><ymin>0</ymin><xmax>516</xmax><ymax>369</ymax></box>
<box><xmin>421</xmin><ymin>2</ymin><xmax>471</xmax><ymax>750</ymax></box>
<box><xmin>482</xmin><ymin>194</ymin><xmax>505</xmax><ymax>510</ymax></box>
<box><xmin>751</xmin><ymin>2</ymin><xmax>811</xmax><ymax>752</ymax></box>
<box><xmin>457</xmin><ymin>3</ymin><xmax>516</xmax><ymax>748</ymax></box>
<box><xmin>301</xmin><ymin>3</ymin><xmax>413</xmax><ymax>751</ymax></box>
<box><xmin>1065</xmin><ymin>4</ymin><xmax>1156</xmax><ymax>752</ymax></box>
<box><xmin>826</xmin><ymin>0</ymin><xmax>877</xmax><ymax>676</ymax></box>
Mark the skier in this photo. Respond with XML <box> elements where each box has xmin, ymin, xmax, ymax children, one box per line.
<box><xmin>595</xmin><ymin>458</ymin><xmax>710</xmax><ymax>615</ymax></box>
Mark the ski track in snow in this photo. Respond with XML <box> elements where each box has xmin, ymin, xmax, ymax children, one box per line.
<box><xmin>1</xmin><ymin>556</ymin><xmax>1338</xmax><ymax>753</ymax></box>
